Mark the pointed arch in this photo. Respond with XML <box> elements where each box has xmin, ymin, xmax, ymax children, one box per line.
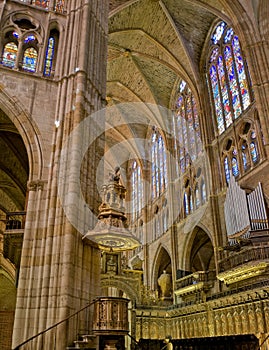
<box><xmin>0</xmin><ymin>88</ymin><xmax>43</xmax><ymax>180</ymax></box>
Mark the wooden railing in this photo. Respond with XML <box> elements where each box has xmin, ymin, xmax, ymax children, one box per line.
<box><xmin>175</xmin><ymin>270</ymin><xmax>216</xmax><ymax>290</ymax></box>
<box><xmin>219</xmin><ymin>245</ymin><xmax>269</xmax><ymax>272</ymax></box>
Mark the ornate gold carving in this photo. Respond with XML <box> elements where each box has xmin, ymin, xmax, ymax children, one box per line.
<box><xmin>217</xmin><ymin>262</ymin><xmax>269</xmax><ymax>285</ymax></box>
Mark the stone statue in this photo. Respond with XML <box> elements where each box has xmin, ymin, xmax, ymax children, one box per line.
<box><xmin>109</xmin><ymin>166</ymin><xmax>120</xmax><ymax>183</ymax></box>
<box><xmin>158</xmin><ymin>270</ymin><xmax>172</xmax><ymax>298</ymax></box>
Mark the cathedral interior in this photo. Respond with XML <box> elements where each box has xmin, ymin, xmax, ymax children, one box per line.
<box><xmin>0</xmin><ymin>1</ymin><xmax>269</xmax><ymax>350</ymax></box>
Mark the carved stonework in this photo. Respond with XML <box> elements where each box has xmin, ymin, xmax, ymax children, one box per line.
<box><xmin>27</xmin><ymin>180</ymin><xmax>46</xmax><ymax>191</ymax></box>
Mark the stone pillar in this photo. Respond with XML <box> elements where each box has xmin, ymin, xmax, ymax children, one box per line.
<box><xmin>11</xmin><ymin>1</ymin><xmax>109</xmax><ymax>349</ymax></box>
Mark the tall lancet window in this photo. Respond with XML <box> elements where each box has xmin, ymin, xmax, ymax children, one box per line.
<box><xmin>151</xmin><ymin>128</ymin><xmax>167</xmax><ymax>199</ymax></box>
<box><xmin>207</xmin><ymin>21</ymin><xmax>252</xmax><ymax>135</ymax></box>
<box><xmin>174</xmin><ymin>80</ymin><xmax>202</xmax><ymax>175</ymax></box>
<box><xmin>44</xmin><ymin>29</ymin><xmax>59</xmax><ymax>77</ymax></box>
<box><xmin>131</xmin><ymin>160</ymin><xmax>143</xmax><ymax>222</ymax></box>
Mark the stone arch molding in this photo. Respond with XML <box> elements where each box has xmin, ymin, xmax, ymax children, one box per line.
<box><xmin>101</xmin><ymin>276</ymin><xmax>141</xmax><ymax>304</ymax></box>
<box><xmin>151</xmin><ymin>244</ymin><xmax>172</xmax><ymax>290</ymax></box>
<box><xmin>0</xmin><ymin>86</ymin><xmax>43</xmax><ymax>180</ymax></box>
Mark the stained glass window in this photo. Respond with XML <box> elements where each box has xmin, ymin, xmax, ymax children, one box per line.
<box><xmin>151</xmin><ymin>129</ymin><xmax>167</xmax><ymax>199</ymax></box>
<box><xmin>207</xmin><ymin>21</ymin><xmax>252</xmax><ymax>135</ymax></box>
<box><xmin>250</xmin><ymin>142</ymin><xmax>258</xmax><ymax>163</ymax></box>
<box><xmin>22</xmin><ymin>47</ymin><xmax>38</xmax><ymax>72</ymax></box>
<box><xmin>231</xmin><ymin>156</ymin><xmax>239</xmax><ymax>177</ymax></box>
<box><xmin>33</xmin><ymin>0</ymin><xmax>49</xmax><ymax>9</ymax></box>
<box><xmin>2</xmin><ymin>42</ymin><xmax>18</xmax><ymax>68</ymax></box>
<box><xmin>131</xmin><ymin>161</ymin><xmax>143</xmax><ymax>221</ymax></box>
<box><xmin>241</xmin><ymin>143</ymin><xmax>248</xmax><ymax>170</ymax></box>
<box><xmin>184</xmin><ymin>192</ymin><xmax>189</xmax><ymax>216</ymax></box>
<box><xmin>44</xmin><ymin>37</ymin><xmax>55</xmax><ymax>76</ymax></box>
<box><xmin>224</xmin><ymin>156</ymin><xmax>230</xmax><ymax>183</ymax></box>
<box><xmin>201</xmin><ymin>180</ymin><xmax>206</xmax><ymax>204</ymax></box>
<box><xmin>55</xmin><ymin>0</ymin><xmax>65</xmax><ymax>13</ymax></box>
<box><xmin>174</xmin><ymin>80</ymin><xmax>202</xmax><ymax>175</ymax></box>
<box><xmin>195</xmin><ymin>185</ymin><xmax>200</xmax><ymax>208</ymax></box>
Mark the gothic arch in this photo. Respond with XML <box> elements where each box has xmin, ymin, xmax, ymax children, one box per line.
<box><xmin>182</xmin><ymin>225</ymin><xmax>215</xmax><ymax>273</ymax></box>
<box><xmin>0</xmin><ymin>88</ymin><xmax>43</xmax><ymax>180</ymax></box>
<box><xmin>151</xmin><ymin>244</ymin><xmax>172</xmax><ymax>290</ymax></box>
<box><xmin>101</xmin><ymin>277</ymin><xmax>140</xmax><ymax>304</ymax></box>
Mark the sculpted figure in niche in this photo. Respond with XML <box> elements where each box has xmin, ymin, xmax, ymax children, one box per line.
<box><xmin>106</xmin><ymin>255</ymin><xmax>117</xmax><ymax>275</ymax></box>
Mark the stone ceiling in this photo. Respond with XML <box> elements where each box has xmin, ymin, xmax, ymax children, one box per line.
<box><xmin>107</xmin><ymin>0</ymin><xmax>228</xmax><ymax>109</ymax></box>
<box><xmin>106</xmin><ymin>0</ymin><xmax>229</xmax><ymax>174</ymax></box>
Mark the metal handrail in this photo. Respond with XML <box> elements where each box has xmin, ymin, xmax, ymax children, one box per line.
<box><xmin>13</xmin><ymin>300</ymin><xmax>96</xmax><ymax>350</ymax></box>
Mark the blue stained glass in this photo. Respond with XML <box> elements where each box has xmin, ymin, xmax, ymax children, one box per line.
<box><xmin>180</xmin><ymin>80</ymin><xmax>186</xmax><ymax>92</ymax></box>
<box><xmin>224</xmin><ymin>157</ymin><xmax>230</xmax><ymax>183</ymax></box>
<box><xmin>22</xmin><ymin>47</ymin><xmax>37</xmax><ymax>72</ymax></box>
<box><xmin>44</xmin><ymin>37</ymin><xmax>55</xmax><ymax>76</ymax></box>
<box><xmin>184</xmin><ymin>192</ymin><xmax>189</xmax><ymax>215</ymax></box>
<box><xmin>224</xmin><ymin>28</ymin><xmax>234</xmax><ymax>43</ymax></box>
<box><xmin>13</xmin><ymin>32</ymin><xmax>19</xmax><ymax>38</ymax></box>
<box><xmin>212</xmin><ymin>22</ymin><xmax>226</xmax><ymax>44</ymax></box>
<box><xmin>195</xmin><ymin>186</ymin><xmax>200</xmax><ymax>207</ymax></box>
<box><xmin>210</xmin><ymin>65</ymin><xmax>224</xmax><ymax>134</ymax></box>
<box><xmin>232</xmin><ymin>36</ymin><xmax>251</xmax><ymax>110</ymax></box>
<box><xmin>250</xmin><ymin>142</ymin><xmax>258</xmax><ymax>163</ymax></box>
<box><xmin>224</xmin><ymin>46</ymin><xmax>241</xmax><ymax>118</ymax></box>
<box><xmin>242</xmin><ymin>144</ymin><xmax>248</xmax><ymax>170</ymax></box>
<box><xmin>210</xmin><ymin>47</ymin><xmax>219</xmax><ymax>62</ymax></box>
<box><xmin>24</xmin><ymin>35</ymin><xmax>35</xmax><ymax>43</ymax></box>
<box><xmin>232</xmin><ymin>157</ymin><xmax>239</xmax><ymax>176</ymax></box>
<box><xmin>217</xmin><ymin>55</ymin><xmax>232</xmax><ymax>128</ymax></box>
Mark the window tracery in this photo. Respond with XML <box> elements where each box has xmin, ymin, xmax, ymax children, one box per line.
<box><xmin>173</xmin><ymin>80</ymin><xmax>202</xmax><ymax>175</ymax></box>
<box><xmin>207</xmin><ymin>21</ymin><xmax>253</xmax><ymax>135</ymax></box>
<box><xmin>151</xmin><ymin>128</ymin><xmax>167</xmax><ymax>199</ymax></box>
<box><xmin>130</xmin><ymin>160</ymin><xmax>143</xmax><ymax>222</ymax></box>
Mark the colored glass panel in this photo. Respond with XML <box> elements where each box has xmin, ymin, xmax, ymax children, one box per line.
<box><xmin>22</xmin><ymin>47</ymin><xmax>37</xmax><ymax>72</ymax></box>
<box><xmin>217</xmin><ymin>55</ymin><xmax>232</xmax><ymax>128</ymax></box>
<box><xmin>184</xmin><ymin>192</ymin><xmax>189</xmax><ymax>215</ymax></box>
<box><xmin>212</xmin><ymin>22</ymin><xmax>226</xmax><ymax>44</ymax></box>
<box><xmin>224</xmin><ymin>28</ymin><xmax>234</xmax><ymax>43</ymax></box>
<box><xmin>24</xmin><ymin>35</ymin><xmax>35</xmax><ymax>43</ymax></box>
<box><xmin>180</xmin><ymin>80</ymin><xmax>186</xmax><ymax>92</ymax></box>
<box><xmin>242</xmin><ymin>144</ymin><xmax>248</xmax><ymax>170</ymax></box>
<box><xmin>224</xmin><ymin>46</ymin><xmax>242</xmax><ymax>118</ymax></box>
<box><xmin>250</xmin><ymin>142</ymin><xmax>258</xmax><ymax>163</ymax></box>
<box><xmin>195</xmin><ymin>186</ymin><xmax>200</xmax><ymax>207</ymax></box>
<box><xmin>232</xmin><ymin>157</ymin><xmax>239</xmax><ymax>177</ymax></box>
<box><xmin>55</xmin><ymin>0</ymin><xmax>65</xmax><ymax>13</ymax></box>
<box><xmin>44</xmin><ymin>37</ymin><xmax>55</xmax><ymax>76</ymax></box>
<box><xmin>2</xmin><ymin>42</ymin><xmax>17</xmax><ymax>68</ymax></box>
<box><xmin>34</xmin><ymin>0</ymin><xmax>49</xmax><ymax>8</ymax></box>
<box><xmin>210</xmin><ymin>65</ymin><xmax>224</xmax><ymax>134</ymax></box>
<box><xmin>232</xmin><ymin>36</ymin><xmax>250</xmax><ymax>110</ymax></box>
<box><xmin>201</xmin><ymin>181</ymin><xmax>206</xmax><ymax>203</ymax></box>
<box><xmin>224</xmin><ymin>157</ymin><xmax>230</xmax><ymax>183</ymax></box>
<box><xmin>210</xmin><ymin>47</ymin><xmax>219</xmax><ymax>63</ymax></box>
